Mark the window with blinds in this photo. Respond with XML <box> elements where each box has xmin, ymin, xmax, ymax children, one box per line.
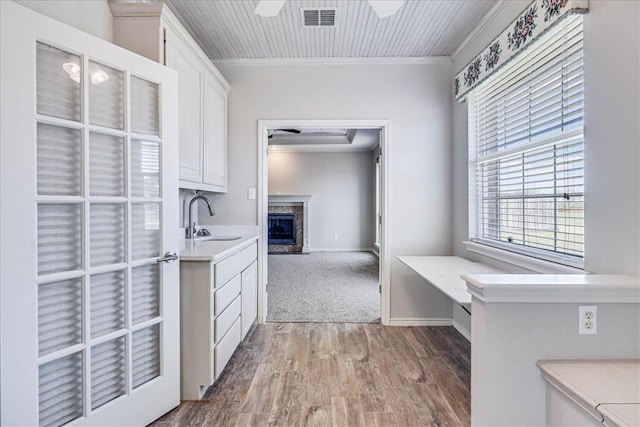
<box><xmin>469</xmin><ymin>16</ymin><xmax>584</xmax><ymax>267</ymax></box>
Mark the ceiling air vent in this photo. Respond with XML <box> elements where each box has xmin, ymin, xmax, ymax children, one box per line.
<box><xmin>301</xmin><ymin>8</ymin><xmax>336</xmax><ymax>27</ymax></box>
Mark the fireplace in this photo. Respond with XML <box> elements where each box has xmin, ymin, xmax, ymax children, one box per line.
<box><xmin>268</xmin><ymin>213</ymin><xmax>297</xmax><ymax>245</ymax></box>
<box><xmin>268</xmin><ymin>195</ymin><xmax>312</xmax><ymax>253</ymax></box>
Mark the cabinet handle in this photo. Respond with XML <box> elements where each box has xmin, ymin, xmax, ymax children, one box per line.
<box><xmin>157</xmin><ymin>252</ymin><xmax>179</xmax><ymax>263</ymax></box>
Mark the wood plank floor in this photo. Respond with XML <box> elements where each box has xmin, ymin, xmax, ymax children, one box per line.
<box><xmin>151</xmin><ymin>323</ymin><xmax>471</xmax><ymax>427</ymax></box>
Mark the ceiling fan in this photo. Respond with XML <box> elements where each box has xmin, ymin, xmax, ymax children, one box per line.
<box><xmin>268</xmin><ymin>129</ymin><xmax>302</xmax><ymax>139</ymax></box>
<box><xmin>255</xmin><ymin>0</ymin><xmax>404</xmax><ymax>19</ymax></box>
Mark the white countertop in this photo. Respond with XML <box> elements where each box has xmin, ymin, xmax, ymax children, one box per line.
<box><xmin>397</xmin><ymin>256</ymin><xmax>503</xmax><ymax>304</ymax></box>
<box><xmin>538</xmin><ymin>359</ymin><xmax>640</xmax><ymax>426</ymax></box>
<box><xmin>599</xmin><ymin>404</ymin><xmax>640</xmax><ymax>427</ymax></box>
<box><xmin>180</xmin><ymin>234</ymin><xmax>258</xmax><ymax>262</ymax></box>
<box><xmin>463</xmin><ymin>274</ymin><xmax>640</xmax><ymax>303</ymax></box>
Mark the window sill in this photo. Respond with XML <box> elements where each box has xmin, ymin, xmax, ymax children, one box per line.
<box><xmin>462</xmin><ymin>241</ymin><xmax>586</xmax><ymax>274</ymax></box>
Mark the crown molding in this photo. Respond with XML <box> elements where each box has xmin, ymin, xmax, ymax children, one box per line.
<box><xmin>451</xmin><ymin>0</ymin><xmax>509</xmax><ymax>62</ymax></box>
<box><xmin>108</xmin><ymin>0</ymin><xmax>164</xmax><ymax>17</ymax></box>
<box><xmin>212</xmin><ymin>56</ymin><xmax>451</xmax><ymax>66</ymax></box>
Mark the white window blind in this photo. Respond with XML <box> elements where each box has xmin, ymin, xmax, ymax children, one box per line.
<box><xmin>470</xmin><ymin>16</ymin><xmax>584</xmax><ymax>266</ymax></box>
<box><xmin>39</xmin><ymin>352</ymin><xmax>83</xmax><ymax>427</ymax></box>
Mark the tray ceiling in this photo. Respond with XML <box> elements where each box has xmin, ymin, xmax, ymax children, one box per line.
<box><xmin>268</xmin><ymin>128</ymin><xmax>380</xmax><ymax>152</ymax></box>
<box><xmin>165</xmin><ymin>0</ymin><xmax>498</xmax><ymax>59</ymax></box>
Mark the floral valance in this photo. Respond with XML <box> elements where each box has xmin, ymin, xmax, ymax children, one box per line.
<box><xmin>454</xmin><ymin>0</ymin><xmax>589</xmax><ymax>102</ymax></box>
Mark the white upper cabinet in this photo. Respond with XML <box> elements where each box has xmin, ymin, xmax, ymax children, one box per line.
<box><xmin>203</xmin><ymin>75</ymin><xmax>227</xmax><ymax>188</ymax></box>
<box><xmin>166</xmin><ymin>34</ymin><xmax>203</xmax><ymax>183</ymax></box>
<box><xmin>111</xmin><ymin>4</ymin><xmax>230</xmax><ymax>193</ymax></box>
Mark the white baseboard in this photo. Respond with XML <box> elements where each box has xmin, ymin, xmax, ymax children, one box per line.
<box><xmin>452</xmin><ymin>319</ymin><xmax>471</xmax><ymax>342</ymax></box>
<box><xmin>388</xmin><ymin>318</ymin><xmax>453</xmax><ymax>327</ymax></box>
<box><xmin>312</xmin><ymin>248</ymin><xmax>372</xmax><ymax>252</ymax></box>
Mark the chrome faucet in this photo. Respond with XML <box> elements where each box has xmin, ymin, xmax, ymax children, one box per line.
<box><xmin>186</xmin><ymin>195</ymin><xmax>215</xmax><ymax>239</ymax></box>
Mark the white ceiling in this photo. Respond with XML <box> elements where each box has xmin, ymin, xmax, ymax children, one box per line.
<box><xmin>166</xmin><ymin>0</ymin><xmax>498</xmax><ymax>59</ymax></box>
<box><xmin>268</xmin><ymin>128</ymin><xmax>379</xmax><ymax>152</ymax></box>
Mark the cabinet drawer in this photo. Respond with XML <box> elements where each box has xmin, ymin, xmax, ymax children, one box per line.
<box><xmin>215</xmin><ymin>242</ymin><xmax>257</xmax><ymax>288</ymax></box>
<box><xmin>215</xmin><ymin>295</ymin><xmax>241</xmax><ymax>342</ymax></box>
<box><xmin>214</xmin><ymin>317</ymin><xmax>241</xmax><ymax>378</ymax></box>
<box><xmin>215</xmin><ymin>273</ymin><xmax>241</xmax><ymax>315</ymax></box>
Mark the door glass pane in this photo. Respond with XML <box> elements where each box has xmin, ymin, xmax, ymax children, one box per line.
<box><xmin>131</xmin><ymin>264</ymin><xmax>160</xmax><ymax>325</ymax></box>
<box><xmin>130</xmin><ymin>76</ymin><xmax>159</xmax><ymax>136</ymax></box>
<box><xmin>38</xmin><ymin>278</ymin><xmax>83</xmax><ymax>356</ymax></box>
<box><xmin>89</xmin><ymin>61</ymin><xmax>124</xmax><ymax>129</ymax></box>
<box><xmin>38</xmin><ymin>204</ymin><xmax>82</xmax><ymax>275</ymax></box>
<box><xmin>37</xmin><ymin>42</ymin><xmax>81</xmax><ymax>122</ymax></box>
<box><xmin>132</xmin><ymin>324</ymin><xmax>160</xmax><ymax>389</ymax></box>
<box><xmin>39</xmin><ymin>351</ymin><xmax>83</xmax><ymax>427</ymax></box>
<box><xmin>91</xmin><ymin>337</ymin><xmax>126</xmax><ymax>410</ymax></box>
<box><xmin>131</xmin><ymin>139</ymin><xmax>160</xmax><ymax>198</ymax></box>
<box><xmin>89</xmin><ymin>133</ymin><xmax>125</xmax><ymax>197</ymax></box>
<box><xmin>90</xmin><ymin>203</ymin><xmax>125</xmax><ymax>267</ymax></box>
<box><xmin>131</xmin><ymin>203</ymin><xmax>160</xmax><ymax>260</ymax></box>
<box><xmin>37</xmin><ymin>124</ymin><xmax>82</xmax><ymax>196</ymax></box>
<box><xmin>90</xmin><ymin>270</ymin><xmax>125</xmax><ymax>338</ymax></box>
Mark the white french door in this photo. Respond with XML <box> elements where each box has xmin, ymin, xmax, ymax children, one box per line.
<box><xmin>1</xmin><ymin>2</ymin><xmax>180</xmax><ymax>426</ymax></box>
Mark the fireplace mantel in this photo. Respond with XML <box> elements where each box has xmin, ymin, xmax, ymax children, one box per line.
<box><xmin>268</xmin><ymin>195</ymin><xmax>312</xmax><ymax>253</ymax></box>
<box><xmin>268</xmin><ymin>195</ymin><xmax>313</xmax><ymax>205</ymax></box>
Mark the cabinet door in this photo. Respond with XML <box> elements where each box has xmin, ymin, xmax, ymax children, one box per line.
<box><xmin>202</xmin><ymin>75</ymin><xmax>227</xmax><ymax>190</ymax></box>
<box><xmin>166</xmin><ymin>30</ymin><xmax>202</xmax><ymax>183</ymax></box>
<box><xmin>1</xmin><ymin>3</ymin><xmax>180</xmax><ymax>425</ymax></box>
<box><xmin>241</xmin><ymin>261</ymin><xmax>258</xmax><ymax>339</ymax></box>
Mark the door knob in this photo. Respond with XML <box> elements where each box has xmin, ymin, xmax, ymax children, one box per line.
<box><xmin>156</xmin><ymin>252</ymin><xmax>179</xmax><ymax>263</ymax></box>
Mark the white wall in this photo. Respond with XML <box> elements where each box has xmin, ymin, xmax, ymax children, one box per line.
<box><xmin>205</xmin><ymin>61</ymin><xmax>454</xmax><ymax>320</ymax></box>
<box><xmin>472</xmin><ymin>299</ymin><xmax>640</xmax><ymax>426</ymax></box>
<box><xmin>451</xmin><ymin>0</ymin><xmax>640</xmax><ymax>331</ymax></box>
<box><xmin>268</xmin><ymin>151</ymin><xmax>374</xmax><ymax>251</ymax></box>
<box><xmin>15</xmin><ymin>0</ymin><xmax>113</xmax><ymax>41</ymax></box>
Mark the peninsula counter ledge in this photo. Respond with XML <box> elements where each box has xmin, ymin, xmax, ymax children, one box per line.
<box><xmin>462</xmin><ymin>273</ymin><xmax>640</xmax><ymax>427</ymax></box>
<box><xmin>537</xmin><ymin>359</ymin><xmax>640</xmax><ymax>426</ymax></box>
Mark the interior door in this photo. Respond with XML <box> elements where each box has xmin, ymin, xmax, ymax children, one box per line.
<box><xmin>0</xmin><ymin>2</ymin><xmax>180</xmax><ymax>426</ymax></box>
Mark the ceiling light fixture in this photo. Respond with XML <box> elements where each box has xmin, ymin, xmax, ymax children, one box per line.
<box><xmin>63</xmin><ymin>62</ymin><xmax>110</xmax><ymax>85</ymax></box>
<box><xmin>254</xmin><ymin>0</ymin><xmax>286</xmax><ymax>17</ymax></box>
<box><xmin>63</xmin><ymin>62</ymin><xmax>81</xmax><ymax>83</ymax></box>
<box><xmin>91</xmin><ymin>69</ymin><xmax>109</xmax><ymax>85</ymax></box>
<box><xmin>368</xmin><ymin>0</ymin><xmax>404</xmax><ymax>18</ymax></box>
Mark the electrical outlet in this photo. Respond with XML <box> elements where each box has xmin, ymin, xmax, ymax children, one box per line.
<box><xmin>248</xmin><ymin>188</ymin><xmax>256</xmax><ymax>200</ymax></box>
<box><xmin>579</xmin><ymin>305</ymin><xmax>597</xmax><ymax>335</ymax></box>
<box><xmin>334</xmin><ymin>234</ymin><xmax>338</xmax><ymax>240</ymax></box>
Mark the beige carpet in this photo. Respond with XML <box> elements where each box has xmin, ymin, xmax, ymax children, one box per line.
<box><xmin>266</xmin><ymin>251</ymin><xmax>380</xmax><ymax>323</ymax></box>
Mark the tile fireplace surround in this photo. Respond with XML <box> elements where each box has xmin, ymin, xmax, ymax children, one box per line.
<box><xmin>268</xmin><ymin>195</ymin><xmax>312</xmax><ymax>253</ymax></box>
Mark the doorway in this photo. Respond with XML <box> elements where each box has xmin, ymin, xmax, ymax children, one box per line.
<box><xmin>257</xmin><ymin>120</ymin><xmax>391</xmax><ymax>325</ymax></box>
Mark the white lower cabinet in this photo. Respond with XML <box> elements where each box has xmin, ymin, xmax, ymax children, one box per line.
<box><xmin>179</xmin><ymin>242</ymin><xmax>258</xmax><ymax>400</ymax></box>
<box><xmin>215</xmin><ymin>318</ymin><xmax>242</xmax><ymax>379</ymax></box>
<box><xmin>241</xmin><ymin>261</ymin><xmax>258</xmax><ymax>339</ymax></box>
<box><xmin>215</xmin><ymin>296</ymin><xmax>241</xmax><ymax>340</ymax></box>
